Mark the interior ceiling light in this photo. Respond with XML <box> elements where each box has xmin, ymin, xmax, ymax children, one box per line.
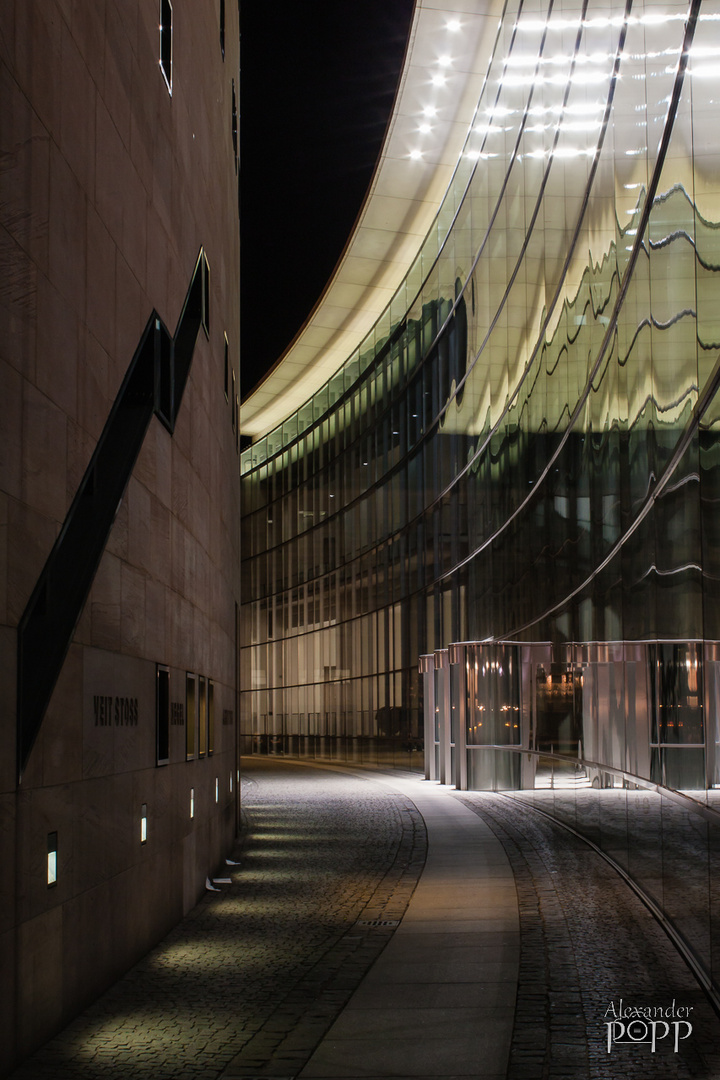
<box><xmin>423</xmin><ymin>105</ymin><xmax>437</xmax><ymax>117</ymax></box>
<box><xmin>438</xmin><ymin>55</ymin><xmax>452</xmax><ymax>67</ymax></box>
<box><xmin>419</xmin><ymin>123</ymin><xmax>432</xmax><ymax>133</ymax></box>
<box><xmin>410</xmin><ymin>149</ymin><xmax>423</xmax><ymax>160</ymax></box>
<box><xmin>431</xmin><ymin>73</ymin><xmax>446</xmax><ymax>86</ymax></box>
<box><xmin>447</xmin><ymin>19</ymin><xmax>461</xmax><ymax>31</ymax></box>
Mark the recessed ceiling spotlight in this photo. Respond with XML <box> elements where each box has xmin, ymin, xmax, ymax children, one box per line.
<box><xmin>419</xmin><ymin>123</ymin><xmax>432</xmax><ymax>133</ymax></box>
<box><xmin>423</xmin><ymin>105</ymin><xmax>437</xmax><ymax>117</ymax></box>
<box><xmin>431</xmin><ymin>73</ymin><xmax>446</xmax><ymax>86</ymax></box>
<box><xmin>447</xmin><ymin>19</ymin><xmax>461</xmax><ymax>31</ymax></box>
<box><xmin>438</xmin><ymin>55</ymin><xmax>452</xmax><ymax>67</ymax></box>
<box><xmin>410</xmin><ymin>149</ymin><xmax>423</xmax><ymax>160</ymax></box>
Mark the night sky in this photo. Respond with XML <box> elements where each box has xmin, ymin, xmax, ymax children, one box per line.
<box><xmin>240</xmin><ymin>0</ymin><xmax>415</xmax><ymax>397</ymax></box>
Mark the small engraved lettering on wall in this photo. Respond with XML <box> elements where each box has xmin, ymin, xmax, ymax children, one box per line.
<box><xmin>222</xmin><ymin>709</ymin><xmax>234</xmax><ymax>726</ymax></box>
<box><xmin>93</xmin><ymin>696</ymin><xmax>139</xmax><ymax>726</ymax></box>
<box><xmin>171</xmin><ymin>702</ymin><xmax>185</xmax><ymax>726</ymax></box>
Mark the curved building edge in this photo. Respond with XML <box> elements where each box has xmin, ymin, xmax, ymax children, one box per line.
<box><xmin>240</xmin><ymin>0</ymin><xmax>504</xmax><ymax>438</ymax></box>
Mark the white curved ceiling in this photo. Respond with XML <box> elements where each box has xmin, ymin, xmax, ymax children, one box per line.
<box><xmin>241</xmin><ymin>0</ymin><xmax>502</xmax><ymax>440</ymax></box>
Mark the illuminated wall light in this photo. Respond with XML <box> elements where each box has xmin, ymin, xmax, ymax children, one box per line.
<box><xmin>190</xmin><ymin>788</ymin><xmax>195</xmax><ymax>818</ymax></box>
<box><xmin>141</xmin><ymin>803</ymin><xmax>148</xmax><ymax>844</ymax></box>
<box><xmin>215</xmin><ymin>777</ymin><xmax>219</xmax><ymax>803</ymax></box>
<box><xmin>47</xmin><ymin>832</ymin><xmax>58</xmax><ymax>887</ymax></box>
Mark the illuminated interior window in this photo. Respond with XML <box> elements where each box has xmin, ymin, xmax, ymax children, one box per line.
<box><xmin>159</xmin><ymin>0</ymin><xmax>172</xmax><ymax>95</ymax></box>
<box><xmin>190</xmin><ymin>788</ymin><xmax>195</xmax><ymax>819</ymax></box>
<box><xmin>47</xmin><ymin>832</ymin><xmax>58</xmax><ymax>887</ymax></box>
<box><xmin>141</xmin><ymin>804</ymin><xmax>148</xmax><ymax>844</ymax></box>
<box><xmin>229</xmin><ymin>772</ymin><xmax>233</xmax><ymax>793</ymax></box>
<box><xmin>186</xmin><ymin>673</ymin><xmax>196</xmax><ymax>760</ymax></box>
<box><xmin>215</xmin><ymin>777</ymin><xmax>219</xmax><ymax>803</ymax></box>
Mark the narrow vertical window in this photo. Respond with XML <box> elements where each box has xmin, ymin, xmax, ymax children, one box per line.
<box><xmin>220</xmin><ymin>0</ymin><xmax>226</xmax><ymax>59</ymax></box>
<box><xmin>159</xmin><ymin>0</ymin><xmax>173</xmax><ymax>95</ymax></box>
<box><xmin>208</xmin><ymin>679</ymin><xmax>215</xmax><ymax>754</ymax></box>
<box><xmin>190</xmin><ymin>788</ymin><xmax>195</xmax><ymax>818</ymax></box>
<box><xmin>186</xmin><ymin>673</ymin><xmax>196</xmax><ymax>760</ymax></box>
<box><xmin>224</xmin><ymin>333</ymin><xmax>229</xmax><ymax>402</ymax></box>
<box><xmin>201</xmin><ymin>251</ymin><xmax>211</xmax><ymax>339</ymax></box>
<box><xmin>156</xmin><ymin>664</ymin><xmax>170</xmax><ymax>765</ymax></box>
<box><xmin>232</xmin><ymin>79</ymin><xmax>238</xmax><ymax>168</ymax></box>
<box><xmin>231</xmin><ymin>370</ymin><xmax>237</xmax><ymax>433</ymax></box>
<box><xmin>140</xmin><ymin>804</ymin><xmax>148</xmax><ymax>844</ymax></box>
<box><xmin>198</xmin><ymin>676</ymin><xmax>207</xmax><ymax>757</ymax></box>
<box><xmin>47</xmin><ymin>833</ymin><xmax>58</xmax><ymax>887</ymax></box>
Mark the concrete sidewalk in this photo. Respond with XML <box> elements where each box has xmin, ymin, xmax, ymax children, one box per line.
<box><xmin>297</xmin><ymin>773</ymin><xmax>519</xmax><ymax>1080</ymax></box>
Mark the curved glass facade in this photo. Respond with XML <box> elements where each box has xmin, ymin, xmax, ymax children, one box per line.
<box><xmin>242</xmin><ymin>0</ymin><xmax>720</xmax><ymax>995</ymax></box>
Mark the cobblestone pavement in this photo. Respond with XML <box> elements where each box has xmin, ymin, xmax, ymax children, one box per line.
<box><xmin>10</xmin><ymin>761</ymin><xmax>426</xmax><ymax>1080</ymax></box>
<box><xmin>457</xmin><ymin>791</ymin><xmax>720</xmax><ymax>1080</ymax></box>
<box><xmin>10</xmin><ymin>765</ymin><xmax>720</xmax><ymax>1080</ymax></box>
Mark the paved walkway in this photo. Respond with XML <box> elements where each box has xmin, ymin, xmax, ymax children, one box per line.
<box><xmin>9</xmin><ymin>759</ymin><xmax>720</xmax><ymax>1080</ymax></box>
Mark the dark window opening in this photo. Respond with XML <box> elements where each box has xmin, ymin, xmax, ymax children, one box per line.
<box><xmin>156</xmin><ymin>664</ymin><xmax>170</xmax><ymax>765</ymax></box>
<box><xmin>208</xmin><ymin>680</ymin><xmax>215</xmax><ymax>754</ymax></box>
<box><xmin>232</xmin><ymin>79</ymin><xmax>238</xmax><ymax>167</ymax></box>
<box><xmin>224</xmin><ymin>333</ymin><xmax>229</xmax><ymax>401</ymax></box>
<box><xmin>198</xmin><ymin>676</ymin><xmax>207</xmax><ymax>757</ymax></box>
<box><xmin>160</xmin><ymin>0</ymin><xmax>173</xmax><ymax>95</ymax></box>
<box><xmin>220</xmin><ymin>0</ymin><xmax>225</xmax><ymax>58</ymax></box>
<box><xmin>202</xmin><ymin>253</ymin><xmax>210</xmax><ymax>338</ymax></box>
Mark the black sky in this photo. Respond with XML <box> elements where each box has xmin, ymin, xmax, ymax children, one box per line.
<box><xmin>240</xmin><ymin>0</ymin><xmax>415</xmax><ymax>398</ymax></box>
